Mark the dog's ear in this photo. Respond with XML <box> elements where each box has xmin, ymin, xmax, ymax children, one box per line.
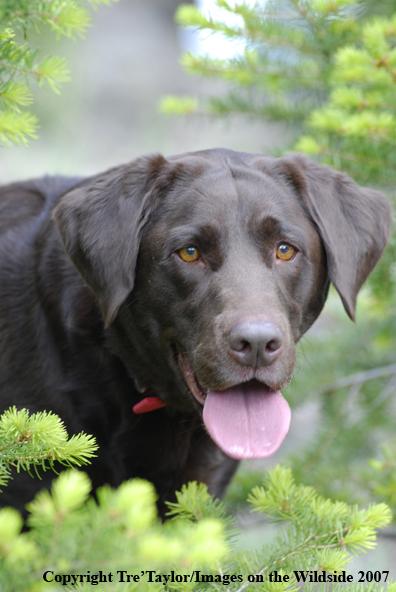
<box><xmin>53</xmin><ymin>154</ymin><xmax>185</xmax><ymax>327</ymax></box>
<box><xmin>265</xmin><ymin>154</ymin><xmax>392</xmax><ymax>320</ymax></box>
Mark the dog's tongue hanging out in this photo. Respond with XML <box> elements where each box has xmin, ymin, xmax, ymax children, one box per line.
<box><xmin>202</xmin><ymin>381</ymin><xmax>291</xmax><ymax>460</ymax></box>
<box><xmin>136</xmin><ymin>355</ymin><xmax>291</xmax><ymax>460</ymax></box>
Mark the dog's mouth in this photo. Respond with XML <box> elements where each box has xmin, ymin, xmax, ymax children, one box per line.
<box><xmin>177</xmin><ymin>352</ymin><xmax>291</xmax><ymax>460</ymax></box>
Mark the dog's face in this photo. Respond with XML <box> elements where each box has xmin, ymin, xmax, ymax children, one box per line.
<box><xmin>54</xmin><ymin>149</ymin><xmax>391</xmax><ymax>461</ymax></box>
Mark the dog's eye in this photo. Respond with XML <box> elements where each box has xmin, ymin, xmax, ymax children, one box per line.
<box><xmin>178</xmin><ymin>246</ymin><xmax>201</xmax><ymax>262</ymax></box>
<box><xmin>276</xmin><ymin>243</ymin><xmax>296</xmax><ymax>261</ymax></box>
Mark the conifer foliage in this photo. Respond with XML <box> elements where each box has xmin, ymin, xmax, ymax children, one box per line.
<box><xmin>0</xmin><ymin>0</ymin><xmax>117</xmax><ymax>146</ymax></box>
<box><xmin>164</xmin><ymin>0</ymin><xmax>396</xmax><ymax>186</ymax></box>
<box><xmin>0</xmin><ymin>455</ymin><xmax>394</xmax><ymax>591</ymax></box>
<box><xmin>0</xmin><ymin>407</ymin><xmax>98</xmax><ymax>489</ymax></box>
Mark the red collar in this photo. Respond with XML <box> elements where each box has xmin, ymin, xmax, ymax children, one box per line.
<box><xmin>133</xmin><ymin>396</ymin><xmax>167</xmax><ymax>414</ymax></box>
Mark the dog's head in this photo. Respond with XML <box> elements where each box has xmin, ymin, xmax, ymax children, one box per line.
<box><xmin>53</xmin><ymin>149</ymin><xmax>391</xmax><ymax>460</ymax></box>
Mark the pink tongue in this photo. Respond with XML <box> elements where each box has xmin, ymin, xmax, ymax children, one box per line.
<box><xmin>202</xmin><ymin>382</ymin><xmax>291</xmax><ymax>460</ymax></box>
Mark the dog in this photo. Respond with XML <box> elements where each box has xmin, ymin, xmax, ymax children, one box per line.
<box><xmin>0</xmin><ymin>149</ymin><xmax>391</xmax><ymax>515</ymax></box>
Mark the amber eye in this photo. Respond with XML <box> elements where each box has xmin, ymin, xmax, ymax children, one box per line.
<box><xmin>276</xmin><ymin>243</ymin><xmax>296</xmax><ymax>261</ymax></box>
<box><xmin>178</xmin><ymin>246</ymin><xmax>201</xmax><ymax>262</ymax></box>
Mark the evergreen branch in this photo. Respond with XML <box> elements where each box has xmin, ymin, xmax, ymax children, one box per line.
<box><xmin>0</xmin><ymin>0</ymin><xmax>117</xmax><ymax>145</ymax></box>
<box><xmin>35</xmin><ymin>55</ymin><xmax>71</xmax><ymax>92</ymax></box>
<box><xmin>10</xmin><ymin>10</ymin><xmax>60</xmax><ymax>23</ymax></box>
<box><xmin>233</xmin><ymin>467</ymin><xmax>392</xmax><ymax>591</ymax></box>
<box><xmin>166</xmin><ymin>481</ymin><xmax>237</xmax><ymax>543</ymax></box>
<box><xmin>0</xmin><ymin>109</ymin><xmax>38</xmax><ymax>145</ymax></box>
<box><xmin>233</xmin><ymin>520</ymin><xmax>386</xmax><ymax>592</ymax></box>
<box><xmin>176</xmin><ymin>3</ymin><xmax>332</xmax><ymax>56</ymax></box>
<box><xmin>181</xmin><ymin>53</ymin><xmax>324</xmax><ymax>85</ymax></box>
<box><xmin>0</xmin><ymin>59</ymin><xmax>36</xmax><ymax>80</ymax></box>
<box><xmin>317</xmin><ymin>363</ymin><xmax>396</xmax><ymax>393</ymax></box>
<box><xmin>0</xmin><ymin>81</ymin><xmax>33</xmax><ymax>111</ymax></box>
<box><xmin>288</xmin><ymin>0</ymin><xmax>331</xmax><ymax>39</ymax></box>
<box><xmin>296</xmin><ymin>138</ymin><xmax>396</xmax><ymax>170</ymax></box>
<box><xmin>0</xmin><ymin>463</ymin><xmax>392</xmax><ymax>590</ymax></box>
<box><xmin>0</xmin><ymin>407</ymin><xmax>98</xmax><ymax>486</ymax></box>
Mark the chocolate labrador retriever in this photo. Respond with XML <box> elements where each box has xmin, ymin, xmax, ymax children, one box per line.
<box><xmin>0</xmin><ymin>149</ymin><xmax>391</xmax><ymax>514</ymax></box>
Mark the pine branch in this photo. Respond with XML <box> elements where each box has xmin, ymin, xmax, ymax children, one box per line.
<box><xmin>171</xmin><ymin>0</ymin><xmax>396</xmax><ymax>190</ymax></box>
<box><xmin>1</xmin><ymin>464</ymin><xmax>392</xmax><ymax>590</ymax></box>
<box><xmin>0</xmin><ymin>0</ymin><xmax>118</xmax><ymax>146</ymax></box>
<box><xmin>0</xmin><ymin>407</ymin><xmax>98</xmax><ymax>488</ymax></box>
<box><xmin>314</xmin><ymin>363</ymin><xmax>396</xmax><ymax>394</ymax></box>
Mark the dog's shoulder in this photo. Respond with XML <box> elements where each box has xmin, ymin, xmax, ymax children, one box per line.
<box><xmin>0</xmin><ymin>176</ymin><xmax>83</xmax><ymax>235</ymax></box>
<box><xmin>0</xmin><ymin>176</ymin><xmax>88</xmax><ymax>347</ymax></box>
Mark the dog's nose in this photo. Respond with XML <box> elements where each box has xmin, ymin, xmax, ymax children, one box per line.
<box><xmin>228</xmin><ymin>320</ymin><xmax>283</xmax><ymax>367</ymax></box>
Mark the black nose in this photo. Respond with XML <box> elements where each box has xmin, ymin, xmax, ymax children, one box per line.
<box><xmin>228</xmin><ymin>320</ymin><xmax>284</xmax><ymax>367</ymax></box>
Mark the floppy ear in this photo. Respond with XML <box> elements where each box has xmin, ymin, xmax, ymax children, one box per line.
<box><xmin>53</xmin><ymin>154</ymin><xmax>185</xmax><ymax>327</ymax></box>
<box><xmin>267</xmin><ymin>154</ymin><xmax>392</xmax><ymax>320</ymax></box>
